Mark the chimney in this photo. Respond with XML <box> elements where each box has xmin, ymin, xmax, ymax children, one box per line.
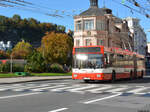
<box><xmin>90</xmin><ymin>0</ymin><xmax>98</xmax><ymax>8</ymax></box>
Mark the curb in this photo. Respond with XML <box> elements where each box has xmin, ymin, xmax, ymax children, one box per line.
<box><xmin>0</xmin><ymin>77</ymin><xmax>72</xmax><ymax>85</ymax></box>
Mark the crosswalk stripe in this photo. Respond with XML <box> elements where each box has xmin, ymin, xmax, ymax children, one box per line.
<box><xmin>0</xmin><ymin>84</ymin><xmax>36</xmax><ymax>91</ymax></box>
<box><xmin>51</xmin><ymin>85</ymin><xmax>81</xmax><ymax>92</ymax></box>
<box><xmin>127</xmin><ymin>87</ymin><xmax>150</xmax><ymax>94</ymax></box>
<box><xmin>13</xmin><ymin>84</ymin><xmax>50</xmax><ymax>92</ymax></box>
<box><xmin>106</xmin><ymin>87</ymin><xmax>128</xmax><ymax>93</ymax></box>
<box><xmin>68</xmin><ymin>85</ymin><xmax>98</xmax><ymax>93</ymax></box>
<box><xmin>0</xmin><ymin>82</ymin><xmax>150</xmax><ymax>96</ymax></box>
<box><xmin>0</xmin><ymin>84</ymin><xmax>22</xmax><ymax>88</ymax></box>
<box><xmin>0</xmin><ymin>85</ymin><xmax>24</xmax><ymax>90</ymax></box>
<box><xmin>32</xmin><ymin>85</ymin><xmax>66</xmax><ymax>92</ymax></box>
<box><xmin>0</xmin><ymin>87</ymin><xmax>22</xmax><ymax>91</ymax></box>
<box><xmin>87</xmin><ymin>86</ymin><xmax>113</xmax><ymax>93</ymax></box>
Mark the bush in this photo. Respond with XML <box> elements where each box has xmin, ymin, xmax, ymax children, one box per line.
<box><xmin>50</xmin><ymin>63</ymin><xmax>65</xmax><ymax>73</ymax></box>
<box><xmin>24</xmin><ymin>51</ymin><xmax>46</xmax><ymax>73</ymax></box>
<box><xmin>0</xmin><ymin>63</ymin><xmax>25</xmax><ymax>73</ymax></box>
<box><xmin>24</xmin><ymin>63</ymin><xmax>45</xmax><ymax>73</ymax></box>
<box><xmin>13</xmin><ymin>64</ymin><xmax>24</xmax><ymax>72</ymax></box>
<box><xmin>0</xmin><ymin>63</ymin><xmax>10</xmax><ymax>73</ymax></box>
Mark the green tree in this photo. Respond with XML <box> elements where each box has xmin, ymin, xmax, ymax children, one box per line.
<box><xmin>25</xmin><ymin>51</ymin><xmax>46</xmax><ymax>73</ymax></box>
<box><xmin>12</xmin><ymin>40</ymin><xmax>33</xmax><ymax>59</ymax></box>
<box><xmin>40</xmin><ymin>32</ymin><xmax>73</xmax><ymax>64</ymax></box>
<box><xmin>0</xmin><ymin>14</ymin><xmax>66</xmax><ymax>47</ymax></box>
<box><xmin>12</xmin><ymin>14</ymin><xmax>21</xmax><ymax>23</ymax></box>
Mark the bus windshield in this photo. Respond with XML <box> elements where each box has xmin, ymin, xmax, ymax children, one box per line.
<box><xmin>73</xmin><ymin>54</ymin><xmax>103</xmax><ymax>69</ymax></box>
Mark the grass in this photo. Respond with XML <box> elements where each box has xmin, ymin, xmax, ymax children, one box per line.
<box><xmin>0</xmin><ymin>73</ymin><xmax>18</xmax><ymax>78</ymax></box>
<box><xmin>0</xmin><ymin>72</ymin><xmax>72</xmax><ymax>78</ymax></box>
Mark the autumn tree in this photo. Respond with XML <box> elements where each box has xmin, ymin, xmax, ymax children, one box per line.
<box><xmin>0</xmin><ymin>50</ymin><xmax>9</xmax><ymax>59</ymax></box>
<box><xmin>40</xmin><ymin>32</ymin><xmax>73</xmax><ymax>64</ymax></box>
<box><xmin>12</xmin><ymin>40</ymin><xmax>33</xmax><ymax>59</ymax></box>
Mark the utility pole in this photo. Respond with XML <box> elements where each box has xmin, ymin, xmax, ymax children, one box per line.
<box><xmin>10</xmin><ymin>53</ymin><xmax>13</xmax><ymax>73</ymax></box>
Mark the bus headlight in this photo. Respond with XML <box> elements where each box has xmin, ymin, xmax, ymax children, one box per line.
<box><xmin>74</xmin><ymin>74</ymin><xmax>77</xmax><ymax>77</ymax></box>
<box><xmin>97</xmin><ymin>74</ymin><xmax>101</xmax><ymax>78</ymax></box>
<box><xmin>76</xmin><ymin>54</ymin><xmax>88</xmax><ymax>61</ymax></box>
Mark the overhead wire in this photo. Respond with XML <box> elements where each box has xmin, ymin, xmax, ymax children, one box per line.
<box><xmin>0</xmin><ymin>0</ymin><xmax>65</xmax><ymax>18</ymax></box>
<box><xmin>112</xmin><ymin>0</ymin><xmax>150</xmax><ymax>18</ymax></box>
<box><xmin>0</xmin><ymin>0</ymin><xmax>81</xmax><ymax>18</ymax></box>
<box><xmin>2</xmin><ymin>0</ymin><xmax>150</xmax><ymax>19</ymax></box>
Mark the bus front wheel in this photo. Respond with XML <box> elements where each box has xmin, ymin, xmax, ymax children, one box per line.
<box><xmin>84</xmin><ymin>80</ymin><xmax>90</xmax><ymax>83</ymax></box>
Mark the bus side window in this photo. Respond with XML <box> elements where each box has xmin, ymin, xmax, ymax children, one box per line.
<box><xmin>124</xmin><ymin>55</ymin><xmax>129</xmax><ymax>66</ymax></box>
<box><xmin>104</xmin><ymin>54</ymin><xmax>108</xmax><ymax>67</ymax></box>
<box><xmin>104</xmin><ymin>53</ymin><xmax>112</xmax><ymax>67</ymax></box>
<box><xmin>110</xmin><ymin>53</ymin><xmax>115</xmax><ymax>67</ymax></box>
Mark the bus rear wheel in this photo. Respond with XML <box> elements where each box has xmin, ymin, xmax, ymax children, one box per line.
<box><xmin>111</xmin><ymin>71</ymin><xmax>116</xmax><ymax>83</ymax></box>
<box><xmin>139</xmin><ymin>71</ymin><xmax>144</xmax><ymax>79</ymax></box>
<box><xmin>130</xmin><ymin>71</ymin><xmax>133</xmax><ymax>80</ymax></box>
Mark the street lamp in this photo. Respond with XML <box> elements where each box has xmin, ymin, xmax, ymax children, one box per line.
<box><xmin>10</xmin><ymin>53</ymin><xmax>13</xmax><ymax>73</ymax></box>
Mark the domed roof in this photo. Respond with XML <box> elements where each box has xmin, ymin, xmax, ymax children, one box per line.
<box><xmin>79</xmin><ymin>7</ymin><xmax>112</xmax><ymax>16</ymax></box>
<box><xmin>79</xmin><ymin>0</ymin><xmax>112</xmax><ymax>17</ymax></box>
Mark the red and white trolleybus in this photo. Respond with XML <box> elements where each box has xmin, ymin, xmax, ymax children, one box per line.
<box><xmin>72</xmin><ymin>46</ymin><xmax>145</xmax><ymax>82</ymax></box>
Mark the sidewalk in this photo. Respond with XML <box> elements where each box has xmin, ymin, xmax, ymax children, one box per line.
<box><xmin>0</xmin><ymin>76</ymin><xmax>72</xmax><ymax>84</ymax></box>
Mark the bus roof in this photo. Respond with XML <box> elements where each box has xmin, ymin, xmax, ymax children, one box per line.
<box><xmin>73</xmin><ymin>46</ymin><xmax>145</xmax><ymax>58</ymax></box>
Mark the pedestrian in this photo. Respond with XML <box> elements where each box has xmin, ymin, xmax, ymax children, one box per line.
<box><xmin>63</xmin><ymin>64</ymin><xmax>68</xmax><ymax>72</ymax></box>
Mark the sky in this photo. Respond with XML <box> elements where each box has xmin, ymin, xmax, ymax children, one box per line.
<box><xmin>0</xmin><ymin>0</ymin><xmax>150</xmax><ymax>42</ymax></box>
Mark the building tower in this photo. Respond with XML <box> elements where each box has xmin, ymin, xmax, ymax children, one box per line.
<box><xmin>90</xmin><ymin>0</ymin><xmax>98</xmax><ymax>8</ymax></box>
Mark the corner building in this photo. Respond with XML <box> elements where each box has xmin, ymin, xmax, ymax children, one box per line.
<box><xmin>74</xmin><ymin>0</ymin><xmax>133</xmax><ymax>50</ymax></box>
<box><xmin>125</xmin><ymin>17</ymin><xmax>147</xmax><ymax>56</ymax></box>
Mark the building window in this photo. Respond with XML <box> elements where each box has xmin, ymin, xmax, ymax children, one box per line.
<box><xmin>97</xmin><ymin>40</ymin><xmax>104</xmax><ymax>45</ymax></box>
<box><xmin>76</xmin><ymin>21</ymin><xmax>82</xmax><ymax>31</ymax></box>
<box><xmin>84</xmin><ymin>20</ymin><xmax>94</xmax><ymax>30</ymax></box>
<box><xmin>85</xmin><ymin>39</ymin><xmax>91</xmax><ymax>46</ymax></box>
<box><xmin>134</xmin><ymin>31</ymin><xmax>137</xmax><ymax>36</ymax></box>
<box><xmin>96</xmin><ymin>20</ymin><xmax>106</xmax><ymax>30</ymax></box>
<box><xmin>76</xmin><ymin>39</ymin><xmax>80</xmax><ymax>46</ymax></box>
<box><xmin>133</xmin><ymin>22</ymin><xmax>137</xmax><ymax>26</ymax></box>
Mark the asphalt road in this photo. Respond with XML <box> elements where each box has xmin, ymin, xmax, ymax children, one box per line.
<box><xmin>1</xmin><ymin>77</ymin><xmax>150</xmax><ymax>112</ymax></box>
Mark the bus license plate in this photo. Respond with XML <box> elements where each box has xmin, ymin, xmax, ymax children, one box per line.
<box><xmin>84</xmin><ymin>77</ymin><xmax>90</xmax><ymax>80</ymax></box>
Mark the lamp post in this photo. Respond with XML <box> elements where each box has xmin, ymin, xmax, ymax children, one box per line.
<box><xmin>10</xmin><ymin>53</ymin><xmax>13</xmax><ymax>73</ymax></box>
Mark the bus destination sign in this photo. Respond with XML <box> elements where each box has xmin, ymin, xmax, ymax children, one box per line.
<box><xmin>75</xmin><ymin>47</ymin><xmax>101</xmax><ymax>53</ymax></box>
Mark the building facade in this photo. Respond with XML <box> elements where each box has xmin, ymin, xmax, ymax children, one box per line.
<box><xmin>73</xmin><ymin>0</ymin><xmax>133</xmax><ymax>51</ymax></box>
<box><xmin>0</xmin><ymin>41</ymin><xmax>12</xmax><ymax>51</ymax></box>
<box><xmin>147</xmin><ymin>42</ymin><xmax>150</xmax><ymax>53</ymax></box>
<box><xmin>125</xmin><ymin>17</ymin><xmax>147</xmax><ymax>55</ymax></box>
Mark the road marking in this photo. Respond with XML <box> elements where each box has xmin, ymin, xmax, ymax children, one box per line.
<box><xmin>0</xmin><ymin>84</ymin><xmax>22</xmax><ymax>88</ymax></box>
<box><xmin>0</xmin><ymin>92</ymin><xmax>41</xmax><ymax>99</ymax></box>
<box><xmin>127</xmin><ymin>87</ymin><xmax>149</xmax><ymax>94</ymax></box>
<box><xmin>32</xmin><ymin>85</ymin><xmax>66</xmax><ymax>92</ymax></box>
<box><xmin>13</xmin><ymin>84</ymin><xmax>50</xmax><ymax>92</ymax></box>
<box><xmin>49</xmin><ymin>108</ymin><xmax>68</xmax><ymax>112</ymax></box>
<box><xmin>83</xmin><ymin>93</ymin><xmax>122</xmax><ymax>104</ymax></box>
<box><xmin>51</xmin><ymin>85</ymin><xmax>80</xmax><ymax>92</ymax></box>
<box><xmin>68</xmin><ymin>85</ymin><xmax>97</xmax><ymax>93</ymax></box>
<box><xmin>106</xmin><ymin>87</ymin><xmax>128</xmax><ymax>93</ymax></box>
<box><xmin>87</xmin><ymin>86</ymin><xmax>112</xmax><ymax>93</ymax></box>
<box><xmin>0</xmin><ymin>84</ymin><xmax>36</xmax><ymax>91</ymax></box>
